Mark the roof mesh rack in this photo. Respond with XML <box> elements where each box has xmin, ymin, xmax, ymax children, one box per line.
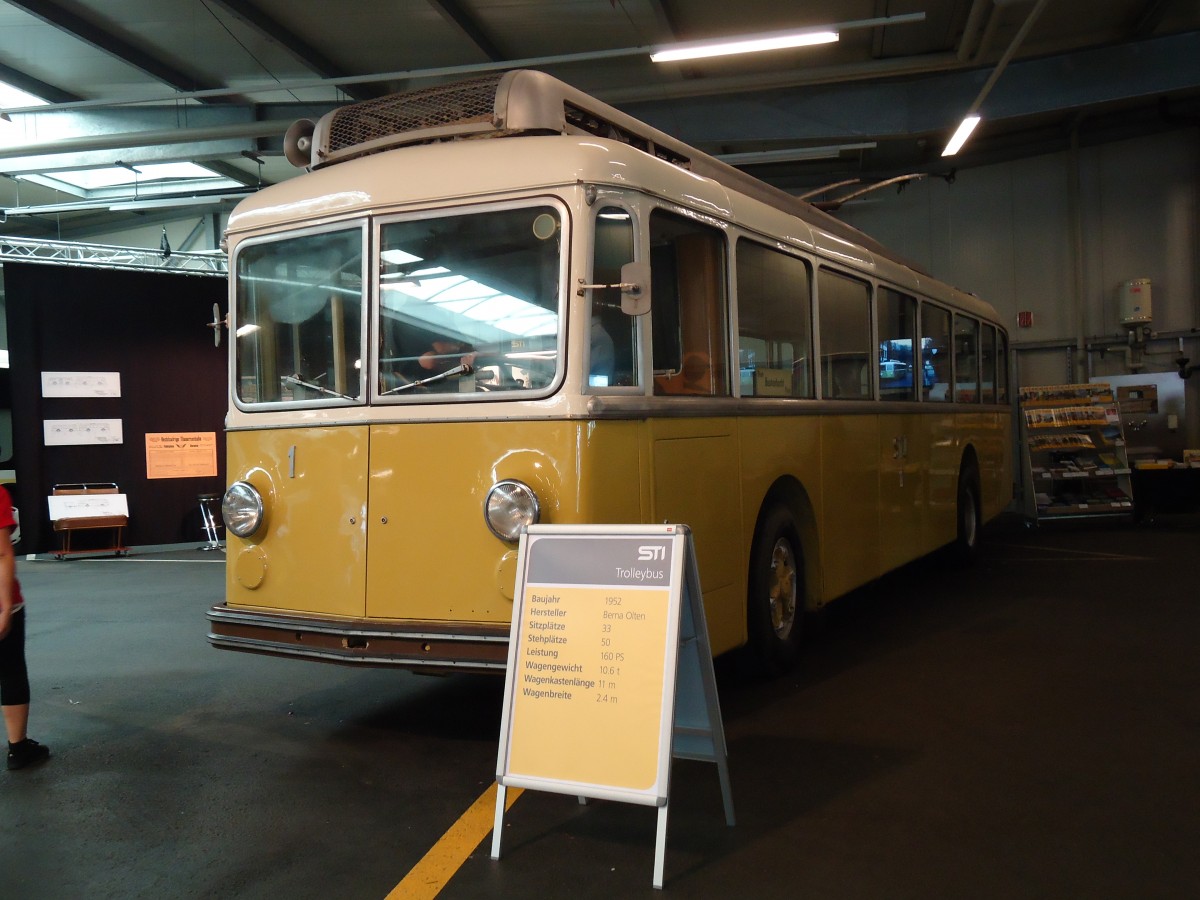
<box><xmin>325</xmin><ymin>73</ymin><xmax>507</xmax><ymax>156</ymax></box>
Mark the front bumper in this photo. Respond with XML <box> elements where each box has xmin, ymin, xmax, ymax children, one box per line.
<box><xmin>207</xmin><ymin>605</ymin><xmax>511</xmax><ymax>673</ymax></box>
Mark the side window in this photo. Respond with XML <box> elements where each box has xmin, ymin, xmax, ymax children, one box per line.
<box><xmin>996</xmin><ymin>329</ymin><xmax>1010</xmax><ymax>404</ymax></box>
<box><xmin>878</xmin><ymin>288</ymin><xmax>918</xmax><ymax>401</ymax></box>
<box><xmin>920</xmin><ymin>304</ymin><xmax>952</xmax><ymax>401</ymax></box>
<box><xmin>588</xmin><ymin>207</ymin><xmax>638</xmax><ymax>388</ymax></box>
<box><xmin>818</xmin><ymin>269</ymin><xmax>872</xmax><ymax>400</ymax></box>
<box><xmin>980</xmin><ymin>323</ymin><xmax>998</xmax><ymax>404</ymax></box>
<box><xmin>735</xmin><ymin>240</ymin><xmax>813</xmax><ymax>398</ymax></box>
<box><xmin>954</xmin><ymin>314</ymin><xmax>980</xmax><ymax>403</ymax></box>
<box><xmin>650</xmin><ymin>210</ymin><xmax>730</xmax><ymax>396</ymax></box>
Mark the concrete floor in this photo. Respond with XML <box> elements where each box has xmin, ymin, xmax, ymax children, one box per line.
<box><xmin>1</xmin><ymin>515</ymin><xmax>1197</xmax><ymax>899</ymax></box>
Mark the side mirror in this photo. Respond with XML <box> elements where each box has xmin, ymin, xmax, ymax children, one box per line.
<box><xmin>619</xmin><ymin>260</ymin><xmax>651</xmax><ymax>316</ymax></box>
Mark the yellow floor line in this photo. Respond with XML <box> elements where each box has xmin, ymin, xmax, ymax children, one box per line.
<box><xmin>385</xmin><ymin>783</ymin><xmax>524</xmax><ymax>900</ymax></box>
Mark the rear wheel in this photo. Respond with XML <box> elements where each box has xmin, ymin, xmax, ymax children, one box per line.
<box><xmin>951</xmin><ymin>463</ymin><xmax>982</xmax><ymax>565</ymax></box>
<box><xmin>747</xmin><ymin>505</ymin><xmax>803</xmax><ymax>674</ymax></box>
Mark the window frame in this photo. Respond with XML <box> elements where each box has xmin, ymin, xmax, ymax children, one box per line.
<box><xmin>371</xmin><ymin>197</ymin><xmax>571</xmax><ymax>405</ymax></box>
<box><xmin>585</xmin><ymin>202</ymin><xmax>643</xmax><ymax>395</ymax></box>
<box><xmin>953</xmin><ymin>313</ymin><xmax>981</xmax><ymax>404</ymax></box>
<box><xmin>816</xmin><ymin>265</ymin><xmax>874</xmax><ymax>401</ymax></box>
<box><xmin>734</xmin><ymin>236</ymin><xmax>815</xmax><ymax>400</ymax></box>
<box><xmin>877</xmin><ymin>286</ymin><xmax>920</xmax><ymax>402</ymax></box>
<box><xmin>647</xmin><ymin>207</ymin><xmax>732</xmax><ymax>398</ymax></box>
<box><xmin>231</xmin><ymin>218</ymin><xmax>370</xmax><ymax>413</ymax></box>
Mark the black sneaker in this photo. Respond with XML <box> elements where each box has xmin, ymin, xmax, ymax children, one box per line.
<box><xmin>7</xmin><ymin>738</ymin><xmax>50</xmax><ymax>770</ymax></box>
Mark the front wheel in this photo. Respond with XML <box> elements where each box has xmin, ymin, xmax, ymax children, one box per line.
<box><xmin>747</xmin><ymin>505</ymin><xmax>804</xmax><ymax>674</ymax></box>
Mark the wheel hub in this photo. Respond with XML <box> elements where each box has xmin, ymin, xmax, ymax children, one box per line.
<box><xmin>768</xmin><ymin>539</ymin><xmax>797</xmax><ymax>639</ymax></box>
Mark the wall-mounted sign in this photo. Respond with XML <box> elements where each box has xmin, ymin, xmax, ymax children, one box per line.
<box><xmin>43</xmin><ymin>419</ymin><xmax>123</xmax><ymax>446</ymax></box>
<box><xmin>145</xmin><ymin>432</ymin><xmax>218</xmax><ymax>479</ymax></box>
<box><xmin>40</xmin><ymin>371</ymin><xmax>121</xmax><ymax>398</ymax></box>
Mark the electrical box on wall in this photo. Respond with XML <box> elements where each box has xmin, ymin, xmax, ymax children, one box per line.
<box><xmin>1092</xmin><ymin>372</ymin><xmax>1185</xmax><ymax>461</ymax></box>
<box><xmin>1119</xmin><ymin>278</ymin><xmax>1152</xmax><ymax>325</ymax></box>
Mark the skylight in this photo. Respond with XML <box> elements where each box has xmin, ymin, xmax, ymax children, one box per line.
<box><xmin>0</xmin><ymin>81</ymin><xmax>47</xmax><ymax>111</ymax></box>
<box><xmin>3</xmin><ymin>83</ymin><xmax>239</xmax><ymax>200</ymax></box>
<box><xmin>35</xmin><ymin>162</ymin><xmax>240</xmax><ymax>196</ymax></box>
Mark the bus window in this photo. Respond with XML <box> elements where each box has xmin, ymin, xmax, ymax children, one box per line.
<box><xmin>996</xmin><ymin>329</ymin><xmax>1010</xmax><ymax>403</ymax></box>
<box><xmin>589</xmin><ymin>207</ymin><xmax>638</xmax><ymax>389</ymax></box>
<box><xmin>878</xmin><ymin>287</ymin><xmax>918</xmax><ymax>401</ymax></box>
<box><xmin>980</xmin><ymin>323</ymin><xmax>998</xmax><ymax>404</ymax></box>
<box><xmin>736</xmin><ymin>240</ymin><xmax>813</xmax><ymax>398</ymax></box>
<box><xmin>818</xmin><ymin>269</ymin><xmax>871</xmax><ymax>400</ymax></box>
<box><xmin>920</xmin><ymin>304</ymin><xmax>952</xmax><ymax>401</ymax></box>
<box><xmin>954</xmin><ymin>314</ymin><xmax>980</xmax><ymax>403</ymax></box>
<box><xmin>650</xmin><ymin>210</ymin><xmax>729</xmax><ymax>396</ymax></box>
<box><xmin>235</xmin><ymin>225</ymin><xmax>365</xmax><ymax>406</ymax></box>
<box><xmin>377</xmin><ymin>205</ymin><xmax>562</xmax><ymax>398</ymax></box>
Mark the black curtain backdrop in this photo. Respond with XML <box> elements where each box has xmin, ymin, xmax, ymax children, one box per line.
<box><xmin>4</xmin><ymin>262</ymin><xmax>227</xmax><ymax>554</ymax></box>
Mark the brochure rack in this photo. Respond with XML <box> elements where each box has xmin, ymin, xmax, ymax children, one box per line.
<box><xmin>1019</xmin><ymin>383</ymin><xmax>1134</xmax><ymax>523</ymax></box>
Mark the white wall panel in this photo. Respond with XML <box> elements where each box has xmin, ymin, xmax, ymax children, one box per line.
<box><xmin>840</xmin><ymin>128</ymin><xmax>1199</xmax><ymax>390</ymax></box>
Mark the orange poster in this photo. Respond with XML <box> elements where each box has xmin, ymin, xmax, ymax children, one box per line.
<box><xmin>145</xmin><ymin>432</ymin><xmax>218</xmax><ymax>479</ymax></box>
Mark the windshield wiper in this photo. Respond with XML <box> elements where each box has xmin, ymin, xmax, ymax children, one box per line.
<box><xmin>281</xmin><ymin>374</ymin><xmax>356</xmax><ymax>401</ymax></box>
<box><xmin>382</xmin><ymin>364</ymin><xmax>473</xmax><ymax>395</ymax></box>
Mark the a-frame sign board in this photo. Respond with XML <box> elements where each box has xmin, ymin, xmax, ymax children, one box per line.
<box><xmin>492</xmin><ymin>524</ymin><xmax>734</xmax><ymax>889</ymax></box>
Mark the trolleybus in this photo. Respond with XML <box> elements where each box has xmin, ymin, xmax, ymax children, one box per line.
<box><xmin>208</xmin><ymin>70</ymin><xmax>1012</xmax><ymax>673</ymax></box>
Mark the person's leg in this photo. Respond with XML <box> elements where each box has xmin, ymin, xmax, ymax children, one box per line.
<box><xmin>2</xmin><ymin>609</ymin><xmax>47</xmax><ymax>769</ymax></box>
<box><xmin>3</xmin><ymin>702</ymin><xmax>30</xmax><ymax>743</ymax></box>
<box><xmin>1</xmin><ymin>607</ymin><xmax>33</xmax><ymax>743</ymax></box>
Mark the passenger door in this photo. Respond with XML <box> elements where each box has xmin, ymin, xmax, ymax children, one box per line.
<box><xmin>646</xmin><ymin>209</ymin><xmax>745</xmax><ymax>645</ymax></box>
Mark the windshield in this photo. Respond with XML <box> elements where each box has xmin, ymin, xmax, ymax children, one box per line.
<box><xmin>231</xmin><ymin>204</ymin><xmax>563</xmax><ymax>409</ymax></box>
<box><xmin>234</xmin><ymin>225</ymin><xmax>365</xmax><ymax>406</ymax></box>
<box><xmin>377</xmin><ymin>205</ymin><xmax>562</xmax><ymax>398</ymax></box>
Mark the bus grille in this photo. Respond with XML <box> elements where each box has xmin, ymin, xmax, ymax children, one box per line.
<box><xmin>325</xmin><ymin>74</ymin><xmax>506</xmax><ymax>155</ymax></box>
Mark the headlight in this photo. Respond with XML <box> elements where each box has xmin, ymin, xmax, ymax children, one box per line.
<box><xmin>222</xmin><ymin>481</ymin><xmax>264</xmax><ymax>538</ymax></box>
<box><xmin>484</xmin><ymin>480</ymin><xmax>540</xmax><ymax>541</ymax></box>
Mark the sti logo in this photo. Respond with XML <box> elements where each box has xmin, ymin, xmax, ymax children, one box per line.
<box><xmin>637</xmin><ymin>545</ymin><xmax>667</xmax><ymax>561</ymax></box>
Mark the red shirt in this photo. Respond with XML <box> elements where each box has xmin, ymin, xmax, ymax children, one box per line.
<box><xmin>0</xmin><ymin>485</ymin><xmax>24</xmax><ymax>612</ymax></box>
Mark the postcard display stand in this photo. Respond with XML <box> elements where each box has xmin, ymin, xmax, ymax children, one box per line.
<box><xmin>1019</xmin><ymin>383</ymin><xmax>1134</xmax><ymax>522</ymax></box>
<box><xmin>492</xmin><ymin>524</ymin><xmax>734</xmax><ymax>890</ymax></box>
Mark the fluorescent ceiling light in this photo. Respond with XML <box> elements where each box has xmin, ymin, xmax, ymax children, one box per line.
<box><xmin>942</xmin><ymin>115</ymin><xmax>981</xmax><ymax>157</ymax></box>
<box><xmin>651</xmin><ymin>29</ymin><xmax>839</xmax><ymax>63</ymax></box>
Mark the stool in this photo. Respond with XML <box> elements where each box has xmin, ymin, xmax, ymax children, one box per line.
<box><xmin>198</xmin><ymin>493</ymin><xmax>224</xmax><ymax>551</ymax></box>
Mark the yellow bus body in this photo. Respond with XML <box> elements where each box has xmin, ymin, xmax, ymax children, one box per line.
<box><xmin>208</xmin><ymin>73</ymin><xmax>1012</xmax><ymax>672</ymax></box>
<box><xmin>218</xmin><ymin>406</ymin><xmax>1009</xmax><ymax>668</ymax></box>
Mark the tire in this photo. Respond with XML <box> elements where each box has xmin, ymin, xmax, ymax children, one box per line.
<box><xmin>951</xmin><ymin>463</ymin><xmax>982</xmax><ymax>565</ymax></box>
<box><xmin>747</xmin><ymin>505</ymin><xmax>804</xmax><ymax>674</ymax></box>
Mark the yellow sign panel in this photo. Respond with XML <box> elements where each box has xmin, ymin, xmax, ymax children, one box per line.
<box><xmin>498</xmin><ymin>528</ymin><xmax>683</xmax><ymax>804</ymax></box>
<box><xmin>145</xmin><ymin>432</ymin><xmax>218</xmax><ymax>479</ymax></box>
<box><xmin>507</xmin><ymin>585</ymin><xmax>672</xmax><ymax>789</ymax></box>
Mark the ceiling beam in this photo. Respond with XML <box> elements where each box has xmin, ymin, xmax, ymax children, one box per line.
<box><xmin>427</xmin><ymin>0</ymin><xmax>506</xmax><ymax>61</ymax></box>
<box><xmin>204</xmin><ymin>0</ymin><xmax>379</xmax><ymax>100</ymax></box>
<box><xmin>1130</xmin><ymin>0</ymin><xmax>1170</xmax><ymax>37</ymax></box>
<box><xmin>4</xmin><ymin>0</ymin><xmax>229</xmax><ymax>98</ymax></box>
<box><xmin>645</xmin><ymin>0</ymin><xmax>682</xmax><ymax>41</ymax></box>
<box><xmin>200</xmin><ymin>159</ymin><xmax>274</xmax><ymax>189</ymax></box>
<box><xmin>957</xmin><ymin>0</ymin><xmax>991</xmax><ymax>61</ymax></box>
<box><xmin>0</xmin><ymin>60</ymin><xmax>80</xmax><ymax>104</ymax></box>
